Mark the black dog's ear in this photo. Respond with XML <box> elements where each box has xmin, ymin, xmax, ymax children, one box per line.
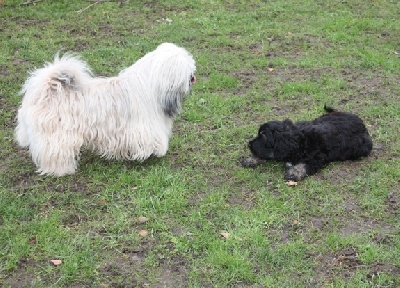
<box><xmin>260</xmin><ymin>130</ymin><xmax>267</xmax><ymax>141</ymax></box>
<box><xmin>258</xmin><ymin>127</ymin><xmax>273</xmax><ymax>144</ymax></box>
<box><xmin>273</xmin><ymin>123</ymin><xmax>302</xmax><ymax>160</ymax></box>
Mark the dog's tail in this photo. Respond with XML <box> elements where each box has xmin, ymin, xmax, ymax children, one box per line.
<box><xmin>20</xmin><ymin>53</ymin><xmax>93</xmax><ymax>101</ymax></box>
<box><xmin>323</xmin><ymin>105</ymin><xmax>337</xmax><ymax>113</ymax></box>
<box><xmin>16</xmin><ymin>53</ymin><xmax>93</xmax><ymax>148</ymax></box>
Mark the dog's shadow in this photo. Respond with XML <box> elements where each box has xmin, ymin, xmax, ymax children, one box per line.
<box><xmin>78</xmin><ymin>149</ymin><xmax>163</xmax><ymax>173</ymax></box>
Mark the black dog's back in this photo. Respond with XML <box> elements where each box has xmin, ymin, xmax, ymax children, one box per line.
<box><xmin>299</xmin><ymin>108</ymin><xmax>372</xmax><ymax>162</ymax></box>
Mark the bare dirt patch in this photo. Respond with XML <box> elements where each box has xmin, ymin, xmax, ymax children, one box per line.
<box><xmin>310</xmin><ymin>247</ymin><xmax>400</xmax><ymax>286</ymax></box>
<box><xmin>315</xmin><ymin>159</ymin><xmax>370</xmax><ymax>186</ymax></box>
<box><xmin>231</xmin><ymin>65</ymin><xmax>396</xmax><ymax>113</ymax></box>
<box><xmin>387</xmin><ymin>191</ymin><xmax>399</xmax><ymax>215</ymax></box>
<box><xmin>1</xmin><ymin>258</ymin><xmax>39</xmax><ymax>288</ymax></box>
<box><xmin>98</xmin><ymin>247</ymin><xmax>189</xmax><ymax>288</ymax></box>
<box><xmin>339</xmin><ymin>217</ymin><xmax>394</xmax><ymax>238</ymax></box>
<box><xmin>226</xmin><ymin>186</ymin><xmax>258</xmax><ymax>210</ymax></box>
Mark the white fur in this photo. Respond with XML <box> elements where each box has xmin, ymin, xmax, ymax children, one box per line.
<box><xmin>15</xmin><ymin>43</ymin><xmax>196</xmax><ymax>176</ymax></box>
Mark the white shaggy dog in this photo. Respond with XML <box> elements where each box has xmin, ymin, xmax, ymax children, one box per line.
<box><xmin>15</xmin><ymin>43</ymin><xmax>196</xmax><ymax>176</ymax></box>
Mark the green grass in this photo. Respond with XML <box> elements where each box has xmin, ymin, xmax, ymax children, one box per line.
<box><xmin>1</xmin><ymin>0</ymin><xmax>400</xmax><ymax>287</ymax></box>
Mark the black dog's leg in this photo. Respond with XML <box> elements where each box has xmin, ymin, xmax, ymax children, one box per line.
<box><xmin>241</xmin><ymin>156</ymin><xmax>266</xmax><ymax>168</ymax></box>
<box><xmin>284</xmin><ymin>163</ymin><xmax>308</xmax><ymax>181</ymax></box>
<box><xmin>284</xmin><ymin>152</ymin><xmax>328</xmax><ymax>181</ymax></box>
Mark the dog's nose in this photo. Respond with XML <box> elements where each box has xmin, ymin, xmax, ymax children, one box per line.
<box><xmin>191</xmin><ymin>75</ymin><xmax>196</xmax><ymax>84</ymax></box>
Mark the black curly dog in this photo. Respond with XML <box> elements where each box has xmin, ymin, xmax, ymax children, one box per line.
<box><xmin>242</xmin><ymin>106</ymin><xmax>373</xmax><ymax>181</ymax></box>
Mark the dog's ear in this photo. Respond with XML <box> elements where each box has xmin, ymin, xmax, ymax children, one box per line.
<box><xmin>260</xmin><ymin>130</ymin><xmax>267</xmax><ymax>141</ymax></box>
<box><xmin>258</xmin><ymin>126</ymin><xmax>274</xmax><ymax>145</ymax></box>
<box><xmin>273</xmin><ymin>123</ymin><xmax>302</xmax><ymax>160</ymax></box>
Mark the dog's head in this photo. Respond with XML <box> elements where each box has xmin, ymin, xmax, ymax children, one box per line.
<box><xmin>248</xmin><ymin>120</ymin><xmax>303</xmax><ymax>161</ymax></box>
<box><xmin>149</xmin><ymin>43</ymin><xmax>197</xmax><ymax>117</ymax></box>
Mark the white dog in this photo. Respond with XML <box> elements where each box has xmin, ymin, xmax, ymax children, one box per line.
<box><xmin>15</xmin><ymin>43</ymin><xmax>196</xmax><ymax>176</ymax></box>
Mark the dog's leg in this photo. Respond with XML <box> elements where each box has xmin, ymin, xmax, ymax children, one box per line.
<box><xmin>285</xmin><ymin>152</ymin><xmax>328</xmax><ymax>181</ymax></box>
<box><xmin>241</xmin><ymin>156</ymin><xmax>267</xmax><ymax>168</ymax></box>
<box><xmin>284</xmin><ymin>163</ymin><xmax>308</xmax><ymax>181</ymax></box>
<box><xmin>30</xmin><ymin>135</ymin><xmax>81</xmax><ymax>176</ymax></box>
<box><xmin>15</xmin><ymin>121</ymin><xmax>30</xmax><ymax>148</ymax></box>
<box><xmin>15</xmin><ymin>110</ymin><xmax>30</xmax><ymax>147</ymax></box>
<box><xmin>152</xmin><ymin>135</ymin><xmax>169</xmax><ymax>158</ymax></box>
<box><xmin>153</xmin><ymin>146</ymin><xmax>168</xmax><ymax>157</ymax></box>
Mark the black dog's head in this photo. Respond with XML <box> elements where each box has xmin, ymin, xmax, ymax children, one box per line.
<box><xmin>248</xmin><ymin>120</ymin><xmax>304</xmax><ymax>161</ymax></box>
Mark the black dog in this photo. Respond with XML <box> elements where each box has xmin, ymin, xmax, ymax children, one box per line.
<box><xmin>242</xmin><ymin>106</ymin><xmax>373</xmax><ymax>181</ymax></box>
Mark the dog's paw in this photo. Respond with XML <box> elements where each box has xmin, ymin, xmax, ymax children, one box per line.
<box><xmin>240</xmin><ymin>156</ymin><xmax>266</xmax><ymax>168</ymax></box>
<box><xmin>285</xmin><ymin>163</ymin><xmax>307</xmax><ymax>181</ymax></box>
<box><xmin>285</xmin><ymin>162</ymin><xmax>293</xmax><ymax>168</ymax></box>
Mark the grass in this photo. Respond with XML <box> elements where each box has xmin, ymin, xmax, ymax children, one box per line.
<box><xmin>1</xmin><ymin>0</ymin><xmax>399</xmax><ymax>287</ymax></box>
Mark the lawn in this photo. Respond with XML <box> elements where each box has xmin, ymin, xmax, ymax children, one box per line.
<box><xmin>0</xmin><ymin>0</ymin><xmax>399</xmax><ymax>287</ymax></box>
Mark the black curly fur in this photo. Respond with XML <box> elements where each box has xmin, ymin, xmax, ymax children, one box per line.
<box><xmin>245</xmin><ymin>107</ymin><xmax>373</xmax><ymax>181</ymax></box>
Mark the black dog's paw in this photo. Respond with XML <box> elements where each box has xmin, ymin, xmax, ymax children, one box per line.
<box><xmin>240</xmin><ymin>156</ymin><xmax>266</xmax><ymax>168</ymax></box>
<box><xmin>285</xmin><ymin>162</ymin><xmax>293</xmax><ymax>168</ymax></box>
<box><xmin>285</xmin><ymin>163</ymin><xmax>307</xmax><ymax>181</ymax></box>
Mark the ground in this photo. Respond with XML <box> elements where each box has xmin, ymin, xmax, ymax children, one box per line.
<box><xmin>0</xmin><ymin>0</ymin><xmax>399</xmax><ymax>287</ymax></box>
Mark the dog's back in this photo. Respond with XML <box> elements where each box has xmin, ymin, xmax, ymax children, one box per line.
<box><xmin>301</xmin><ymin>108</ymin><xmax>373</xmax><ymax>161</ymax></box>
